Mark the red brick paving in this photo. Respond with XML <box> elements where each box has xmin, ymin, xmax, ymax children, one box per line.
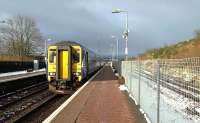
<box><xmin>50</xmin><ymin>66</ymin><xmax>145</xmax><ymax>123</ymax></box>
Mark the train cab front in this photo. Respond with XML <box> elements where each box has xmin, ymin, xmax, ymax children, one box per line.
<box><xmin>47</xmin><ymin>45</ymin><xmax>73</xmax><ymax>94</ymax></box>
<box><xmin>48</xmin><ymin>47</ymin><xmax>56</xmax><ymax>83</ymax></box>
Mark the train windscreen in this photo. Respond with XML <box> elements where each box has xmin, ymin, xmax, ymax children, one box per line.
<box><xmin>73</xmin><ymin>52</ymin><xmax>79</xmax><ymax>63</ymax></box>
<box><xmin>49</xmin><ymin>49</ymin><xmax>56</xmax><ymax>63</ymax></box>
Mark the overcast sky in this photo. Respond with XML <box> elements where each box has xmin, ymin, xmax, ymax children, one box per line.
<box><xmin>1</xmin><ymin>0</ymin><xmax>200</xmax><ymax>56</ymax></box>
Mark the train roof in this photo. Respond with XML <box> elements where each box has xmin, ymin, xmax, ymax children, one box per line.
<box><xmin>49</xmin><ymin>40</ymin><xmax>101</xmax><ymax>57</ymax></box>
<box><xmin>49</xmin><ymin>41</ymin><xmax>82</xmax><ymax>47</ymax></box>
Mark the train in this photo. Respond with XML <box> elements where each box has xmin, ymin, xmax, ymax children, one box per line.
<box><xmin>47</xmin><ymin>41</ymin><xmax>103</xmax><ymax>94</ymax></box>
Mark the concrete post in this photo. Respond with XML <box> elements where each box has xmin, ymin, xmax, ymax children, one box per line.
<box><xmin>156</xmin><ymin>60</ymin><xmax>160</xmax><ymax>123</ymax></box>
<box><xmin>138</xmin><ymin>59</ymin><xmax>141</xmax><ymax>107</ymax></box>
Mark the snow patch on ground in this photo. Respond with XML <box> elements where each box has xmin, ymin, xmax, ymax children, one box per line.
<box><xmin>139</xmin><ymin>108</ymin><xmax>152</xmax><ymax>123</ymax></box>
<box><xmin>119</xmin><ymin>84</ymin><xmax>128</xmax><ymax>91</ymax></box>
<box><xmin>159</xmin><ymin>86</ymin><xmax>200</xmax><ymax>122</ymax></box>
<box><xmin>127</xmin><ymin>90</ymin><xmax>152</xmax><ymax>123</ymax></box>
<box><xmin>141</xmin><ymin>70</ymin><xmax>200</xmax><ymax>122</ymax></box>
<box><xmin>128</xmin><ymin>94</ymin><xmax>152</xmax><ymax>123</ymax></box>
<box><xmin>143</xmin><ymin>77</ymin><xmax>200</xmax><ymax>122</ymax></box>
<box><xmin>129</xmin><ymin>94</ymin><xmax>138</xmax><ymax>105</ymax></box>
<box><xmin>119</xmin><ymin>84</ymin><xmax>152</xmax><ymax>123</ymax></box>
<box><xmin>112</xmin><ymin>68</ymin><xmax>115</xmax><ymax>72</ymax></box>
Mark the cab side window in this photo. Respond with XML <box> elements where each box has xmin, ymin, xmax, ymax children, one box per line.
<box><xmin>49</xmin><ymin>51</ymin><xmax>56</xmax><ymax>63</ymax></box>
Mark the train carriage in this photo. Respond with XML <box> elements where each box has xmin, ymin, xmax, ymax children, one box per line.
<box><xmin>47</xmin><ymin>41</ymin><xmax>102</xmax><ymax>94</ymax></box>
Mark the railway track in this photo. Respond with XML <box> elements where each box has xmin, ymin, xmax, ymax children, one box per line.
<box><xmin>0</xmin><ymin>81</ymin><xmax>47</xmax><ymax>108</ymax></box>
<box><xmin>138</xmin><ymin>70</ymin><xmax>200</xmax><ymax>117</ymax></box>
<box><xmin>0</xmin><ymin>68</ymin><xmax>101</xmax><ymax>123</ymax></box>
<box><xmin>15</xmin><ymin>69</ymin><xmax>102</xmax><ymax>123</ymax></box>
<box><xmin>0</xmin><ymin>83</ymin><xmax>81</xmax><ymax>123</ymax></box>
<box><xmin>0</xmin><ymin>81</ymin><xmax>54</xmax><ymax>123</ymax></box>
<box><xmin>15</xmin><ymin>95</ymin><xmax>70</xmax><ymax>123</ymax></box>
<box><xmin>139</xmin><ymin>69</ymin><xmax>200</xmax><ymax>92</ymax></box>
<box><xmin>133</xmin><ymin>69</ymin><xmax>200</xmax><ymax>102</ymax></box>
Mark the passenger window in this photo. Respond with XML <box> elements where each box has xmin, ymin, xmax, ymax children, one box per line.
<box><xmin>49</xmin><ymin>51</ymin><xmax>56</xmax><ymax>63</ymax></box>
<box><xmin>73</xmin><ymin>53</ymin><xmax>79</xmax><ymax>63</ymax></box>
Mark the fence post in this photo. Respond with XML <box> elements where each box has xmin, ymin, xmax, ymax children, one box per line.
<box><xmin>130</xmin><ymin>61</ymin><xmax>132</xmax><ymax>93</ymax></box>
<box><xmin>156</xmin><ymin>60</ymin><xmax>161</xmax><ymax>123</ymax></box>
<box><xmin>138</xmin><ymin>58</ymin><xmax>141</xmax><ymax>107</ymax></box>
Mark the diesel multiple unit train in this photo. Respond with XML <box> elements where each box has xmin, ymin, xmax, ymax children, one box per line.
<box><xmin>47</xmin><ymin>41</ymin><xmax>102</xmax><ymax>94</ymax></box>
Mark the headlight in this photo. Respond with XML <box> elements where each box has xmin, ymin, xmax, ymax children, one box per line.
<box><xmin>49</xmin><ymin>72</ymin><xmax>56</xmax><ymax>76</ymax></box>
<box><xmin>73</xmin><ymin>72</ymin><xmax>81</xmax><ymax>76</ymax></box>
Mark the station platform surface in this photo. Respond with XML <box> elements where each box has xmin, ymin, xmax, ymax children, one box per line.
<box><xmin>44</xmin><ymin>65</ymin><xmax>146</xmax><ymax>123</ymax></box>
<box><xmin>0</xmin><ymin>69</ymin><xmax>45</xmax><ymax>83</ymax></box>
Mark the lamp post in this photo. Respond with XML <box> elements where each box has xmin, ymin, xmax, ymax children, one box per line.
<box><xmin>45</xmin><ymin>38</ymin><xmax>52</xmax><ymax>62</ymax></box>
<box><xmin>111</xmin><ymin>35</ymin><xmax>119</xmax><ymax>62</ymax></box>
<box><xmin>110</xmin><ymin>43</ymin><xmax>114</xmax><ymax>67</ymax></box>
<box><xmin>111</xmin><ymin>35</ymin><xmax>120</xmax><ymax>73</ymax></box>
<box><xmin>112</xmin><ymin>9</ymin><xmax>129</xmax><ymax>60</ymax></box>
<box><xmin>44</xmin><ymin>38</ymin><xmax>52</xmax><ymax>78</ymax></box>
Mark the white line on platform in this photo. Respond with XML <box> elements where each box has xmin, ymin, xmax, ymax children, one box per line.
<box><xmin>43</xmin><ymin>66</ymin><xmax>104</xmax><ymax>123</ymax></box>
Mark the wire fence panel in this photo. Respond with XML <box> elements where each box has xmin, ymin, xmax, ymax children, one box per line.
<box><xmin>121</xmin><ymin>58</ymin><xmax>200</xmax><ymax>123</ymax></box>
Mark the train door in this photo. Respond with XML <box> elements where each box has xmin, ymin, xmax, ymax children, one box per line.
<box><xmin>57</xmin><ymin>48</ymin><xmax>71</xmax><ymax>81</ymax></box>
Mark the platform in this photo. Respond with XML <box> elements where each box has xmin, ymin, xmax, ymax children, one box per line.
<box><xmin>0</xmin><ymin>69</ymin><xmax>45</xmax><ymax>83</ymax></box>
<box><xmin>44</xmin><ymin>65</ymin><xmax>146</xmax><ymax>123</ymax></box>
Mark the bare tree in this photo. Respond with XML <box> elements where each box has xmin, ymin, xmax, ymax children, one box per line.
<box><xmin>0</xmin><ymin>15</ymin><xmax>43</xmax><ymax>56</ymax></box>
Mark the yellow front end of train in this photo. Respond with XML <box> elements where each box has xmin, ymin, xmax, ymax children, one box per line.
<box><xmin>47</xmin><ymin>46</ymin><xmax>57</xmax><ymax>82</ymax></box>
<box><xmin>72</xmin><ymin>45</ymin><xmax>82</xmax><ymax>82</ymax></box>
<box><xmin>47</xmin><ymin>45</ymin><xmax>73</xmax><ymax>94</ymax></box>
<box><xmin>47</xmin><ymin>41</ymin><xmax>100</xmax><ymax>94</ymax></box>
<box><xmin>48</xmin><ymin>46</ymin><xmax>71</xmax><ymax>82</ymax></box>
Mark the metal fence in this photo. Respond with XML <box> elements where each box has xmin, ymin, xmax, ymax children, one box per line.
<box><xmin>121</xmin><ymin>58</ymin><xmax>200</xmax><ymax>123</ymax></box>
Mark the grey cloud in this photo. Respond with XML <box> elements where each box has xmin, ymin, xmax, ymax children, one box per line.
<box><xmin>0</xmin><ymin>0</ymin><xmax>200</xmax><ymax>56</ymax></box>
